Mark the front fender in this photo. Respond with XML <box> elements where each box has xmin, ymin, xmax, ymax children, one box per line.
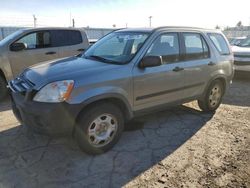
<box><xmin>68</xmin><ymin>86</ymin><xmax>133</xmax><ymax>119</ymax></box>
<box><xmin>0</xmin><ymin>54</ymin><xmax>14</xmax><ymax>81</ymax></box>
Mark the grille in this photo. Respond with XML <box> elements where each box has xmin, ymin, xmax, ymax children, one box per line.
<box><xmin>9</xmin><ymin>75</ymin><xmax>35</xmax><ymax>94</ymax></box>
<box><xmin>234</xmin><ymin>54</ymin><xmax>250</xmax><ymax>58</ymax></box>
<box><xmin>234</xmin><ymin>61</ymin><xmax>250</xmax><ymax>66</ymax></box>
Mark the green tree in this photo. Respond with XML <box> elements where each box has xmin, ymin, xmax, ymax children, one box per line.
<box><xmin>215</xmin><ymin>25</ymin><xmax>220</xmax><ymax>29</ymax></box>
<box><xmin>236</xmin><ymin>21</ymin><xmax>242</xmax><ymax>27</ymax></box>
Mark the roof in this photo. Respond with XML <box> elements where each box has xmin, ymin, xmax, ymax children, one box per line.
<box><xmin>116</xmin><ymin>26</ymin><xmax>218</xmax><ymax>33</ymax></box>
<box><xmin>21</xmin><ymin>27</ymin><xmax>84</xmax><ymax>32</ymax></box>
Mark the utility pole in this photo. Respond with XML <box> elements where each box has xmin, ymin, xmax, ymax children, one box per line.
<box><xmin>69</xmin><ymin>12</ymin><xmax>71</xmax><ymax>27</ymax></box>
<box><xmin>149</xmin><ymin>16</ymin><xmax>152</xmax><ymax>27</ymax></box>
<box><xmin>33</xmin><ymin>15</ymin><xmax>37</xmax><ymax>28</ymax></box>
<box><xmin>72</xmin><ymin>19</ymin><xmax>75</xmax><ymax>28</ymax></box>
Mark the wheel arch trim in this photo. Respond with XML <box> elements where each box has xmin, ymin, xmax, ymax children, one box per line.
<box><xmin>75</xmin><ymin>93</ymin><xmax>134</xmax><ymax>121</ymax></box>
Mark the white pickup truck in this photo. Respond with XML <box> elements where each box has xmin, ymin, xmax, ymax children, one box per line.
<box><xmin>232</xmin><ymin>36</ymin><xmax>250</xmax><ymax>75</ymax></box>
<box><xmin>0</xmin><ymin>27</ymin><xmax>89</xmax><ymax>100</ymax></box>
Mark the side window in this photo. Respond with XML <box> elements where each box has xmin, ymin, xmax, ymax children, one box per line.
<box><xmin>208</xmin><ymin>33</ymin><xmax>230</xmax><ymax>55</ymax></box>
<box><xmin>51</xmin><ymin>30</ymin><xmax>82</xmax><ymax>47</ymax></box>
<box><xmin>146</xmin><ymin>33</ymin><xmax>180</xmax><ymax>63</ymax></box>
<box><xmin>16</xmin><ymin>31</ymin><xmax>51</xmax><ymax>49</ymax></box>
<box><xmin>183</xmin><ymin>33</ymin><xmax>209</xmax><ymax>60</ymax></box>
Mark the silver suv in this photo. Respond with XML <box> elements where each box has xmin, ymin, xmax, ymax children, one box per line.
<box><xmin>10</xmin><ymin>27</ymin><xmax>234</xmax><ymax>154</ymax></box>
<box><xmin>0</xmin><ymin>27</ymin><xmax>89</xmax><ymax>100</ymax></box>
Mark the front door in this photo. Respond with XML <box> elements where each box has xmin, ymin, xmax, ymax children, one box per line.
<box><xmin>133</xmin><ymin>33</ymin><xmax>187</xmax><ymax>111</ymax></box>
<box><xmin>8</xmin><ymin>30</ymin><xmax>59</xmax><ymax>77</ymax></box>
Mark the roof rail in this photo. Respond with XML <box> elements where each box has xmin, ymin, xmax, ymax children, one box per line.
<box><xmin>152</xmin><ymin>26</ymin><xmax>204</xmax><ymax>32</ymax></box>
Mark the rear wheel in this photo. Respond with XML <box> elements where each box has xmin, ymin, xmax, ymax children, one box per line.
<box><xmin>74</xmin><ymin>102</ymin><xmax>124</xmax><ymax>155</ymax></box>
<box><xmin>0</xmin><ymin>76</ymin><xmax>8</xmax><ymax>101</ymax></box>
<box><xmin>198</xmin><ymin>80</ymin><xmax>224</xmax><ymax>112</ymax></box>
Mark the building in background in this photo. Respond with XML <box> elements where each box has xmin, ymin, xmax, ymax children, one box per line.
<box><xmin>223</xmin><ymin>26</ymin><xmax>250</xmax><ymax>38</ymax></box>
<box><xmin>0</xmin><ymin>27</ymin><xmax>26</xmax><ymax>40</ymax></box>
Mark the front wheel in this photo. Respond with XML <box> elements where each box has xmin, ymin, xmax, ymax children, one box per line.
<box><xmin>198</xmin><ymin>80</ymin><xmax>224</xmax><ymax>112</ymax></box>
<box><xmin>74</xmin><ymin>102</ymin><xmax>124</xmax><ymax>155</ymax></box>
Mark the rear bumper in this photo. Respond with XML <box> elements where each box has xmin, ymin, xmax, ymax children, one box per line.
<box><xmin>11</xmin><ymin>92</ymin><xmax>82</xmax><ymax>136</ymax></box>
<box><xmin>234</xmin><ymin>70</ymin><xmax>250</xmax><ymax>78</ymax></box>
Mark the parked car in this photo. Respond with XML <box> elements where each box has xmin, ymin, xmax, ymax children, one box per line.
<box><xmin>9</xmin><ymin>27</ymin><xmax>234</xmax><ymax>154</ymax></box>
<box><xmin>228</xmin><ymin>36</ymin><xmax>246</xmax><ymax>46</ymax></box>
<box><xmin>0</xmin><ymin>27</ymin><xmax>89</xmax><ymax>100</ymax></box>
<box><xmin>231</xmin><ymin>36</ymin><xmax>250</xmax><ymax>74</ymax></box>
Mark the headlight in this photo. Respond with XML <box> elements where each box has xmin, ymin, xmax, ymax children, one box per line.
<box><xmin>33</xmin><ymin>80</ymin><xmax>74</xmax><ymax>103</ymax></box>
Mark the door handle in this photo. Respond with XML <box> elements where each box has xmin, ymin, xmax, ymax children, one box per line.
<box><xmin>173</xmin><ymin>66</ymin><xmax>184</xmax><ymax>72</ymax></box>
<box><xmin>77</xmin><ymin>48</ymin><xmax>85</xmax><ymax>52</ymax></box>
<box><xmin>208</xmin><ymin>61</ymin><xmax>216</xmax><ymax>66</ymax></box>
<box><xmin>45</xmin><ymin>51</ymin><xmax>56</xmax><ymax>55</ymax></box>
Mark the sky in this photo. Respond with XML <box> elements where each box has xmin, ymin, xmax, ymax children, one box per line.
<box><xmin>0</xmin><ymin>0</ymin><xmax>250</xmax><ymax>29</ymax></box>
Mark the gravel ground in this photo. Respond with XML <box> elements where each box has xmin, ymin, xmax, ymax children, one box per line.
<box><xmin>0</xmin><ymin>78</ymin><xmax>249</xmax><ymax>188</ymax></box>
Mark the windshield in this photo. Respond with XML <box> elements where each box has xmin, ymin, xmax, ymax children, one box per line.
<box><xmin>229</xmin><ymin>38</ymin><xmax>245</xmax><ymax>46</ymax></box>
<box><xmin>83</xmin><ymin>32</ymin><xmax>149</xmax><ymax>64</ymax></box>
<box><xmin>238</xmin><ymin>37</ymin><xmax>250</xmax><ymax>47</ymax></box>
<box><xmin>0</xmin><ymin>29</ymin><xmax>24</xmax><ymax>46</ymax></box>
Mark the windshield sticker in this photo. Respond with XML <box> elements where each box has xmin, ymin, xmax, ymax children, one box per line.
<box><xmin>117</xmin><ymin>35</ymin><xmax>144</xmax><ymax>40</ymax></box>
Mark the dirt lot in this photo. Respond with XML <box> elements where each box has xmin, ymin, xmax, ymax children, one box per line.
<box><xmin>0</xmin><ymin>77</ymin><xmax>249</xmax><ymax>188</ymax></box>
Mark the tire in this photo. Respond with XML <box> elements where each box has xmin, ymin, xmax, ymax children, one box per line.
<box><xmin>198</xmin><ymin>80</ymin><xmax>224</xmax><ymax>112</ymax></box>
<box><xmin>74</xmin><ymin>102</ymin><xmax>124</xmax><ymax>155</ymax></box>
<box><xmin>0</xmin><ymin>76</ymin><xmax>8</xmax><ymax>101</ymax></box>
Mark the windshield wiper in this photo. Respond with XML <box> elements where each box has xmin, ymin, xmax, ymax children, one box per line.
<box><xmin>89</xmin><ymin>55</ymin><xmax>109</xmax><ymax>62</ymax></box>
<box><xmin>85</xmin><ymin>55</ymin><xmax>121</xmax><ymax>64</ymax></box>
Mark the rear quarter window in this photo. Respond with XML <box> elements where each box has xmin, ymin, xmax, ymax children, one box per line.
<box><xmin>51</xmin><ymin>30</ymin><xmax>83</xmax><ymax>47</ymax></box>
<box><xmin>208</xmin><ymin>33</ymin><xmax>230</xmax><ymax>55</ymax></box>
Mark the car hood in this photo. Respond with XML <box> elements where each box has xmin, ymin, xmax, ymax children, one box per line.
<box><xmin>23</xmin><ymin>56</ymin><xmax>120</xmax><ymax>89</ymax></box>
<box><xmin>232</xmin><ymin>45</ymin><xmax>250</xmax><ymax>54</ymax></box>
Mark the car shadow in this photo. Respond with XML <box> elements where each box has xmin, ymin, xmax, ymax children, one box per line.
<box><xmin>0</xmin><ymin>104</ymin><xmax>214</xmax><ymax>187</ymax></box>
<box><xmin>0</xmin><ymin>97</ymin><xmax>11</xmax><ymax>112</ymax></box>
<box><xmin>222</xmin><ymin>77</ymin><xmax>250</xmax><ymax>107</ymax></box>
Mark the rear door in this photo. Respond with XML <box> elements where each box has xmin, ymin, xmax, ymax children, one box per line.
<box><xmin>50</xmin><ymin>30</ymin><xmax>88</xmax><ymax>58</ymax></box>
<box><xmin>180</xmin><ymin>32</ymin><xmax>215</xmax><ymax>98</ymax></box>
<box><xmin>8</xmin><ymin>30</ymin><xmax>59</xmax><ymax>77</ymax></box>
<box><xmin>207</xmin><ymin>33</ymin><xmax>233</xmax><ymax>71</ymax></box>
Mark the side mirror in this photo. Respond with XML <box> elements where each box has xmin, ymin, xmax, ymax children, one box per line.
<box><xmin>10</xmin><ymin>43</ymin><xmax>27</xmax><ymax>51</ymax></box>
<box><xmin>139</xmin><ymin>56</ymin><xmax>162</xmax><ymax>68</ymax></box>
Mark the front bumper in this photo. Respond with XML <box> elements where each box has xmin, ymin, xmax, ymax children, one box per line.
<box><xmin>234</xmin><ymin>64</ymin><xmax>250</xmax><ymax>72</ymax></box>
<box><xmin>234</xmin><ymin>56</ymin><xmax>250</xmax><ymax>72</ymax></box>
<box><xmin>11</xmin><ymin>92</ymin><xmax>82</xmax><ymax>136</ymax></box>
